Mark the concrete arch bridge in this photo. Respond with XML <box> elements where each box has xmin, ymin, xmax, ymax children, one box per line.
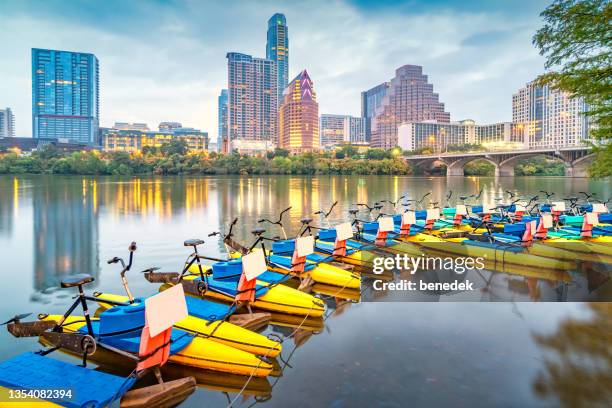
<box><xmin>404</xmin><ymin>147</ymin><xmax>594</xmax><ymax>177</ymax></box>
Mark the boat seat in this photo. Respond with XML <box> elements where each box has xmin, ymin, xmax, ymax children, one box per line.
<box><xmin>0</xmin><ymin>352</ymin><xmax>137</xmax><ymax>408</ymax></box>
<box><xmin>300</xmin><ymin>217</ymin><xmax>313</xmax><ymax>224</ymax></box>
<box><xmin>60</xmin><ymin>274</ymin><xmax>95</xmax><ymax>288</ymax></box>
<box><xmin>184</xmin><ymin>239</ymin><xmax>205</xmax><ymax>247</ymax></box>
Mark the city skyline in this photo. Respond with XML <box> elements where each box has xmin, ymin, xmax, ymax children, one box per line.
<box><xmin>1</xmin><ymin>0</ymin><xmax>551</xmax><ymax>141</ymax></box>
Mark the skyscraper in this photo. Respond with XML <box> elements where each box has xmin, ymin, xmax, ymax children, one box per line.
<box><xmin>217</xmin><ymin>89</ymin><xmax>229</xmax><ymax>153</ymax></box>
<box><xmin>266</xmin><ymin>13</ymin><xmax>289</xmax><ymax>102</ymax></box>
<box><xmin>512</xmin><ymin>80</ymin><xmax>589</xmax><ymax>148</ymax></box>
<box><xmin>32</xmin><ymin>48</ymin><xmax>99</xmax><ymax>145</ymax></box>
<box><xmin>226</xmin><ymin>52</ymin><xmax>277</xmax><ymax>154</ymax></box>
<box><xmin>279</xmin><ymin>70</ymin><xmax>319</xmax><ymax>153</ymax></box>
<box><xmin>370</xmin><ymin>65</ymin><xmax>450</xmax><ymax>149</ymax></box>
<box><xmin>361</xmin><ymin>83</ymin><xmax>389</xmax><ymax>142</ymax></box>
<box><xmin>0</xmin><ymin>108</ymin><xmax>15</xmax><ymax>138</ymax></box>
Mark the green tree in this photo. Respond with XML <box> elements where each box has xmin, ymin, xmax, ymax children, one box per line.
<box><xmin>160</xmin><ymin>139</ymin><xmax>188</xmax><ymax>156</ymax></box>
<box><xmin>533</xmin><ymin>0</ymin><xmax>612</xmax><ymax>177</ymax></box>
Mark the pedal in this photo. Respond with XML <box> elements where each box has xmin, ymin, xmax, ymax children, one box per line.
<box><xmin>41</xmin><ymin>332</ymin><xmax>96</xmax><ymax>356</ymax></box>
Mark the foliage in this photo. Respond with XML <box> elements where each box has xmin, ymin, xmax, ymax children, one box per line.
<box><xmin>0</xmin><ymin>147</ymin><xmax>412</xmax><ymax>176</ymax></box>
<box><xmin>515</xmin><ymin>156</ymin><xmax>565</xmax><ymax>176</ymax></box>
<box><xmin>533</xmin><ymin>0</ymin><xmax>612</xmax><ymax>177</ymax></box>
<box><xmin>464</xmin><ymin>160</ymin><xmax>495</xmax><ymax>176</ymax></box>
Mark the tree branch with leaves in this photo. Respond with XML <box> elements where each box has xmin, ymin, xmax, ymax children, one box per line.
<box><xmin>533</xmin><ymin>0</ymin><xmax>611</xmax><ymax>177</ymax></box>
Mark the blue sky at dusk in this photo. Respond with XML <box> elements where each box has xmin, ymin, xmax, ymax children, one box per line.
<box><xmin>0</xmin><ymin>0</ymin><xmax>551</xmax><ymax>140</ymax></box>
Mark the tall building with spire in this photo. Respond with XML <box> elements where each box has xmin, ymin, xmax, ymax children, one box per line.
<box><xmin>226</xmin><ymin>52</ymin><xmax>277</xmax><ymax>154</ymax></box>
<box><xmin>279</xmin><ymin>70</ymin><xmax>319</xmax><ymax>153</ymax></box>
<box><xmin>266</xmin><ymin>13</ymin><xmax>289</xmax><ymax>102</ymax></box>
<box><xmin>370</xmin><ymin>65</ymin><xmax>450</xmax><ymax>149</ymax></box>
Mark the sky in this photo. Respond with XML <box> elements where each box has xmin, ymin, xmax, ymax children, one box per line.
<box><xmin>0</xmin><ymin>0</ymin><xmax>552</xmax><ymax>141</ymax></box>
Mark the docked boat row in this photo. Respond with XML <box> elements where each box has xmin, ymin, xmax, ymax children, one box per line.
<box><xmin>0</xmin><ymin>190</ymin><xmax>609</xmax><ymax>406</ymax></box>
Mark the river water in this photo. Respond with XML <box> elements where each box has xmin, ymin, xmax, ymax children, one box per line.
<box><xmin>0</xmin><ymin>175</ymin><xmax>610</xmax><ymax>407</ymax></box>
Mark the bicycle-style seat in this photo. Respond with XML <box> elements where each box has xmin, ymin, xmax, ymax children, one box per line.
<box><xmin>61</xmin><ymin>274</ymin><xmax>94</xmax><ymax>288</ymax></box>
<box><xmin>251</xmin><ymin>228</ymin><xmax>266</xmax><ymax>235</ymax></box>
<box><xmin>184</xmin><ymin>239</ymin><xmax>205</xmax><ymax>247</ymax></box>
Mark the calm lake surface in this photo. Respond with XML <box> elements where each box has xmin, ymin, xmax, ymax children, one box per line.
<box><xmin>0</xmin><ymin>175</ymin><xmax>610</xmax><ymax>407</ymax></box>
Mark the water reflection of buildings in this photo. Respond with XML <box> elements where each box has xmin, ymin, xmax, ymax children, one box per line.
<box><xmin>103</xmin><ymin>178</ymin><xmax>210</xmax><ymax>221</ymax></box>
<box><xmin>0</xmin><ymin>177</ymin><xmax>18</xmax><ymax>237</ymax></box>
<box><xmin>33</xmin><ymin>178</ymin><xmax>100</xmax><ymax>291</ymax></box>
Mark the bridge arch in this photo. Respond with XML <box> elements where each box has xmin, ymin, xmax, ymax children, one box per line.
<box><xmin>446</xmin><ymin>157</ymin><xmax>499</xmax><ymax>177</ymax></box>
<box><xmin>567</xmin><ymin>153</ymin><xmax>595</xmax><ymax>178</ymax></box>
<box><xmin>498</xmin><ymin>153</ymin><xmax>570</xmax><ymax>177</ymax></box>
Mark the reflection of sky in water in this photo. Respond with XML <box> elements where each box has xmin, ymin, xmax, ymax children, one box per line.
<box><xmin>0</xmin><ymin>175</ymin><xmax>610</xmax><ymax>407</ymax></box>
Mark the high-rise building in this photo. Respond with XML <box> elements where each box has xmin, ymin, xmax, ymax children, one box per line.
<box><xmin>32</xmin><ymin>48</ymin><xmax>99</xmax><ymax>145</ymax></box>
<box><xmin>217</xmin><ymin>89</ymin><xmax>229</xmax><ymax>153</ymax></box>
<box><xmin>320</xmin><ymin>114</ymin><xmax>347</xmax><ymax>149</ymax></box>
<box><xmin>512</xmin><ymin>80</ymin><xmax>589</xmax><ymax>148</ymax></box>
<box><xmin>226</xmin><ymin>52</ymin><xmax>277</xmax><ymax>154</ymax></box>
<box><xmin>0</xmin><ymin>108</ymin><xmax>15</xmax><ymax>138</ymax></box>
<box><xmin>266</xmin><ymin>13</ymin><xmax>289</xmax><ymax>102</ymax></box>
<box><xmin>279</xmin><ymin>70</ymin><xmax>319</xmax><ymax>153</ymax></box>
<box><xmin>348</xmin><ymin>116</ymin><xmax>367</xmax><ymax>144</ymax></box>
<box><xmin>370</xmin><ymin>65</ymin><xmax>450</xmax><ymax>149</ymax></box>
<box><xmin>320</xmin><ymin>114</ymin><xmax>367</xmax><ymax>149</ymax></box>
<box><xmin>158</xmin><ymin>122</ymin><xmax>182</xmax><ymax>132</ymax></box>
<box><xmin>361</xmin><ymin>83</ymin><xmax>389</xmax><ymax>142</ymax></box>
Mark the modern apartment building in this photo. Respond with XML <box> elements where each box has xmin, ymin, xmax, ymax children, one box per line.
<box><xmin>217</xmin><ymin>89</ymin><xmax>229</xmax><ymax>153</ymax></box>
<box><xmin>0</xmin><ymin>108</ymin><xmax>15</xmax><ymax>138</ymax></box>
<box><xmin>226</xmin><ymin>52</ymin><xmax>277</xmax><ymax>154</ymax></box>
<box><xmin>512</xmin><ymin>80</ymin><xmax>589</xmax><ymax>148</ymax></box>
<box><xmin>266</xmin><ymin>13</ymin><xmax>289</xmax><ymax>102</ymax></box>
<box><xmin>361</xmin><ymin>82</ymin><xmax>389</xmax><ymax>142</ymax></box>
<box><xmin>398</xmin><ymin>120</ymin><xmax>524</xmax><ymax>152</ymax></box>
<box><xmin>279</xmin><ymin>70</ymin><xmax>319</xmax><ymax>153</ymax></box>
<box><xmin>320</xmin><ymin>114</ymin><xmax>367</xmax><ymax>149</ymax></box>
<box><xmin>32</xmin><ymin>48</ymin><xmax>99</xmax><ymax>145</ymax></box>
<box><xmin>370</xmin><ymin>65</ymin><xmax>450</xmax><ymax>149</ymax></box>
<box><xmin>101</xmin><ymin>127</ymin><xmax>209</xmax><ymax>153</ymax></box>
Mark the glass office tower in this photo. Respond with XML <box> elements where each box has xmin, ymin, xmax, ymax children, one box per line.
<box><xmin>266</xmin><ymin>13</ymin><xmax>288</xmax><ymax>101</ymax></box>
<box><xmin>32</xmin><ymin>48</ymin><xmax>99</xmax><ymax>145</ymax></box>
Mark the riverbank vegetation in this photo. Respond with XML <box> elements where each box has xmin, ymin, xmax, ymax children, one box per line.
<box><xmin>0</xmin><ymin>143</ymin><xmax>411</xmax><ymax>176</ymax></box>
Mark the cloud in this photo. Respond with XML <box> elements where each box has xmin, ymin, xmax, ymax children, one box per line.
<box><xmin>0</xmin><ymin>0</ymin><xmax>549</xmax><ymax>139</ymax></box>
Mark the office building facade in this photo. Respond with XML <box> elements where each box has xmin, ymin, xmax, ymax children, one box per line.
<box><xmin>279</xmin><ymin>70</ymin><xmax>319</xmax><ymax>153</ymax></box>
<box><xmin>398</xmin><ymin>120</ymin><xmax>524</xmax><ymax>152</ymax></box>
<box><xmin>361</xmin><ymin>82</ymin><xmax>389</xmax><ymax>142</ymax></box>
<box><xmin>266</xmin><ymin>13</ymin><xmax>289</xmax><ymax>102</ymax></box>
<box><xmin>512</xmin><ymin>80</ymin><xmax>589</xmax><ymax>148</ymax></box>
<box><xmin>227</xmin><ymin>52</ymin><xmax>277</xmax><ymax>154</ymax></box>
<box><xmin>320</xmin><ymin>114</ymin><xmax>367</xmax><ymax>149</ymax></box>
<box><xmin>217</xmin><ymin>89</ymin><xmax>229</xmax><ymax>153</ymax></box>
<box><xmin>0</xmin><ymin>108</ymin><xmax>15</xmax><ymax>138</ymax></box>
<box><xmin>370</xmin><ymin>65</ymin><xmax>450</xmax><ymax>149</ymax></box>
<box><xmin>32</xmin><ymin>48</ymin><xmax>99</xmax><ymax>145</ymax></box>
<box><xmin>101</xmin><ymin>127</ymin><xmax>208</xmax><ymax>153</ymax></box>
